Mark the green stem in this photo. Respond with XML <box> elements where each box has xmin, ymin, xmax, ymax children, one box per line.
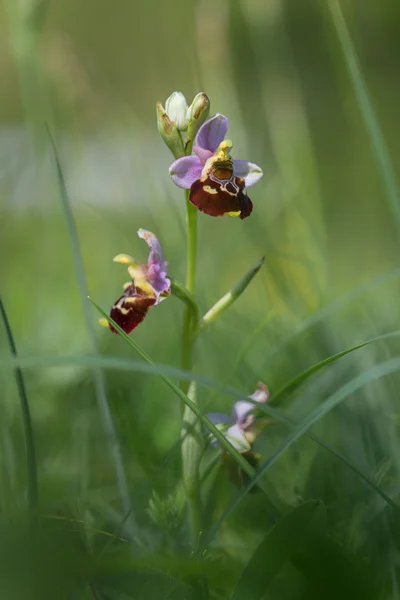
<box><xmin>0</xmin><ymin>297</ymin><xmax>38</xmax><ymax>512</ymax></box>
<box><xmin>181</xmin><ymin>381</ymin><xmax>203</xmax><ymax>548</ymax></box>
<box><xmin>181</xmin><ymin>184</ymin><xmax>202</xmax><ymax>549</ymax></box>
<box><xmin>170</xmin><ymin>280</ymin><xmax>199</xmax><ymax>326</ymax></box>
<box><xmin>185</xmin><ymin>191</ymin><xmax>198</xmax><ymax>295</ymax></box>
<box><xmin>181</xmin><ymin>192</ymin><xmax>198</xmax><ymax>390</ymax></box>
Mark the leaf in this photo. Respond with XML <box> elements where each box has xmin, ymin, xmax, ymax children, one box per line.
<box><xmin>200</xmin><ymin>356</ymin><xmax>400</xmax><ymax>552</ymax></box>
<box><xmin>292</xmin><ymin>535</ymin><xmax>377</xmax><ymax>600</ymax></box>
<box><xmin>232</xmin><ymin>501</ymin><xmax>326</xmax><ymax>600</ymax></box>
<box><xmin>271</xmin><ymin>330</ymin><xmax>400</xmax><ymax>405</ymax></box>
<box><xmin>328</xmin><ymin>0</ymin><xmax>400</xmax><ymax>229</ymax></box>
<box><xmin>198</xmin><ymin>257</ymin><xmax>264</xmax><ymax>329</ymax></box>
<box><xmin>2</xmin><ymin>347</ymin><xmax>399</xmax><ymax>515</ymax></box>
<box><xmin>256</xmin><ymin>266</ymin><xmax>400</xmax><ymax>373</ymax></box>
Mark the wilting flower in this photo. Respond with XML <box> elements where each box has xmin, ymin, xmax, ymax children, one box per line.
<box><xmin>169</xmin><ymin>114</ymin><xmax>263</xmax><ymax>219</ymax></box>
<box><xmin>103</xmin><ymin>229</ymin><xmax>170</xmax><ymax>334</ymax></box>
<box><xmin>207</xmin><ymin>382</ymin><xmax>269</xmax><ymax>453</ymax></box>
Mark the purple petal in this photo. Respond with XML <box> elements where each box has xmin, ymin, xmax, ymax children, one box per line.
<box><xmin>232</xmin><ymin>400</ymin><xmax>256</xmax><ymax>429</ymax></box>
<box><xmin>137</xmin><ymin>229</ymin><xmax>170</xmax><ymax>297</ymax></box>
<box><xmin>169</xmin><ymin>155</ymin><xmax>203</xmax><ymax>189</ymax></box>
<box><xmin>147</xmin><ymin>262</ymin><xmax>170</xmax><ymax>300</ymax></box>
<box><xmin>206</xmin><ymin>412</ymin><xmax>232</xmax><ymax>427</ymax></box>
<box><xmin>233</xmin><ymin>383</ymin><xmax>269</xmax><ymax>429</ymax></box>
<box><xmin>193</xmin><ymin>145</ymin><xmax>213</xmax><ymax>165</ymax></box>
<box><xmin>194</xmin><ymin>114</ymin><xmax>229</xmax><ymax>153</ymax></box>
<box><xmin>225</xmin><ymin>424</ymin><xmax>251</xmax><ymax>453</ymax></box>
<box><xmin>249</xmin><ymin>382</ymin><xmax>269</xmax><ymax>404</ymax></box>
<box><xmin>138</xmin><ymin>229</ymin><xmax>163</xmax><ymax>260</ymax></box>
<box><xmin>233</xmin><ymin>160</ymin><xmax>263</xmax><ymax>188</ymax></box>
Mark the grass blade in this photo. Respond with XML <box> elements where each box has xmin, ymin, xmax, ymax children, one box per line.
<box><xmin>0</xmin><ymin>297</ymin><xmax>38</xmax><ymax>511</ymax></box>
<box><xmin>272</xmin><ymin>330</ymin><xmax>400</xmax><ymax>405</ymax></box>
<box><xmin>2</xmin><ymin>344</ymin><xmax>399</xmax><ymax>515</ymax></box>
<box><xmin>329</xmin><ymin>0</ymin><xmax>400</xmax><ymax>229</ymax></box>
<box><xmin>199</xmin><ymin>356</ymin><xmax>400</xmax><ymax>551</ymax></box>
<box><xmin>47</xmin><ymin>128</ymin><xmax>136</xmax><ymax>533</ymax></box>
<box><xmin>89</xmin><ymin>299</ymin><xmax>261</xmax><ymax>485</ymax></box>
<box><xmin>257</xmin><ymin>267</ymin><xmax>400</xmax><ymax>371</ymax></box>
<box><xmin>232</xmin><ymin>501</ymin><xmax>324</xmax><ymax>600</ymax></box>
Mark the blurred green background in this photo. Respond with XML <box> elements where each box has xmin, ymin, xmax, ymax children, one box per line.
<box><xmin>1</xmin><ymin>0</ymin><xmax>400</xmax><ymax>598</ymax></box>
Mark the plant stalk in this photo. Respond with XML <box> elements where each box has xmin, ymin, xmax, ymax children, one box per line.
<box><xmin>181</xmin><ymin>182</ymin><xmax>202</xmax><ymax>548</ymax></box>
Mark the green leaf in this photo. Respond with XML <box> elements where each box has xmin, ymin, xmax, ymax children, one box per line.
<box><xmin>198</xmin><ymin>257</ymin><xmax>264</xmax><ymax>330</ymax></box>
<box><xmin>291</xmin><ymin>535</ymin><xmax>377</xmax><ymax>600</ymax></box>
<box><xmin>200</xmin><ymin>356</ymin><xmax>400</xmax><ymax>552</ymax></box>
<box><xmin>271</xmin><ymin>330</ymin><xmax>400</xmax><ymax>406</ymax></box>
<box><xmin>2</xmin><ymin>345</ymin><xmax>399</xmax><ymax>515</ymax></box>
<box><xmin>256</xmin><ymin>266</ymin><xmax>400</xmax><ymax>372</ymax></box>
<box><xmin>232</xmin><ymin>501</ymin><xmax>326</xmax><ymax>600</ymax></box>
<box><xmin>328</xmin><ymin>0</ymin><xmax>400</xmax><ymax>229</ymax></box>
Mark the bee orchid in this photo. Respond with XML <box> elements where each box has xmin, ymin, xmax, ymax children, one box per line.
<box><xmin>103</xmin><ymin>229</ymin><xmax>170</xmax><ymax>335</ymax></box>
<box><xmin>169</xmin><ymin>114</ymin><xmax>263</xmax><ymax>219</ymax></box>
<box><xmin>207</xmin><ymin>382</ymin><xmax>269</xmax><ymax>453</ymax></box>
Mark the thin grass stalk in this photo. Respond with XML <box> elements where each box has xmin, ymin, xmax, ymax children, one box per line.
<box><xmin>329</xmin><ymin>0</ymin><xmax>400</xmax><ymax>231</ymax></box>
<box><xmin>46</xmin><ymin>129</ymin><xmax>136</xmax><ymax>535</ymax></box>
<box><xmin>0</xmin><ymin>297</ymin><xmax>38</xmax><ymax>512</ymax></box>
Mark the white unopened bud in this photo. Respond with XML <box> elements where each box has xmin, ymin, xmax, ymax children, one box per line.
<box><xmin>165</xmin><ymin>91</ymin><xmax>189</xmax><ymax>131</ymax></box>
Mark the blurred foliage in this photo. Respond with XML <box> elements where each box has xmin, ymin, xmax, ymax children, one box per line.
<box><xmin>1</xmin><ymin>0</ymin><xmax>400</xmax><ymax>598</ymax></box>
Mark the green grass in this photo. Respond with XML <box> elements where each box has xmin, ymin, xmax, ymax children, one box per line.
<box><xmin>1</xmin><ymin>0</ymin><xmax>400</xmax><ymax>598</ymax></box>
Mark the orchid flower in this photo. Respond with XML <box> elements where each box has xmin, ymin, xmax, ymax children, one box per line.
<box><xmin>169</xmin><ymin>114</ymin><xmax>263</xmax><ymax>219</ymax></box>
<box><xmin>207</xmin><ymin>382</ymin><xmax>269</xmax><ymax>453</ymax></box>
<box><xmin>103</xmin><ymin>229</ymin><xmax>170</xmax><ymax>334</ymax></box>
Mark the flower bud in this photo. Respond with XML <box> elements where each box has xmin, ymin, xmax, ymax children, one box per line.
<box><xmin>156</xmin><ymin>101</ymin><xmax>185</xmax><ymax>159</ymax></box>
<box><xmin>165</xmin><ymin>91</ymin><xmax>189</xmax><ymax>131</ymax></box>
<box><xmin>186</xmin><ymin>92</ymin><xmax>210</xmax><ymax>146</ymax></box>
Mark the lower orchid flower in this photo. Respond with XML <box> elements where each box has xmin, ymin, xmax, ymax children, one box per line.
<box><xmin>207</xmin><ymin>382</ymin><xmax>269</xmax><ymax>453</ymax></box>
<box><xmin>102</xmin><ymin>229</ymin><xmax>170</xmax><ymax>334</ymax></box>
<box><xmin>169</xmin><ymin>114</ymin><xmax>263</xmax><ymax>219</ymax></box>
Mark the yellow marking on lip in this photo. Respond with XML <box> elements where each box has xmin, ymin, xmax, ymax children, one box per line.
<box><xmin>98</xmin><ymin>318</ymin><xmax>109</xmax><ymax>328</ymax></box>
<box><xmin>228</xmin><ymin>210</ymin><xmax>241</xmax><ymax>217</ymax></box>
<box><xmin>203</xmin><ymin>185</ymin><xmax>218</xmax><ymax>195</ymax></box>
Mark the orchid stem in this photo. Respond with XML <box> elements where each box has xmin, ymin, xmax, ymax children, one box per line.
<box><xmin>182</xmin><ymin>381</ymin><xmax>203</xmax><ymax>548</ymax></box>
<box><xmin>181</xmin><ymin>182</ymin><xmax>202</xmax><ymax>549</ymax></box>
<box><xmin>185</xmin><ymin>191</ymin><xmax>198</xmax><ymax>295</ymax></box>
<box><xmin>181</xmin><ymin>188</ymin><xmax>198</xmax><ymax>390</ymax></box>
